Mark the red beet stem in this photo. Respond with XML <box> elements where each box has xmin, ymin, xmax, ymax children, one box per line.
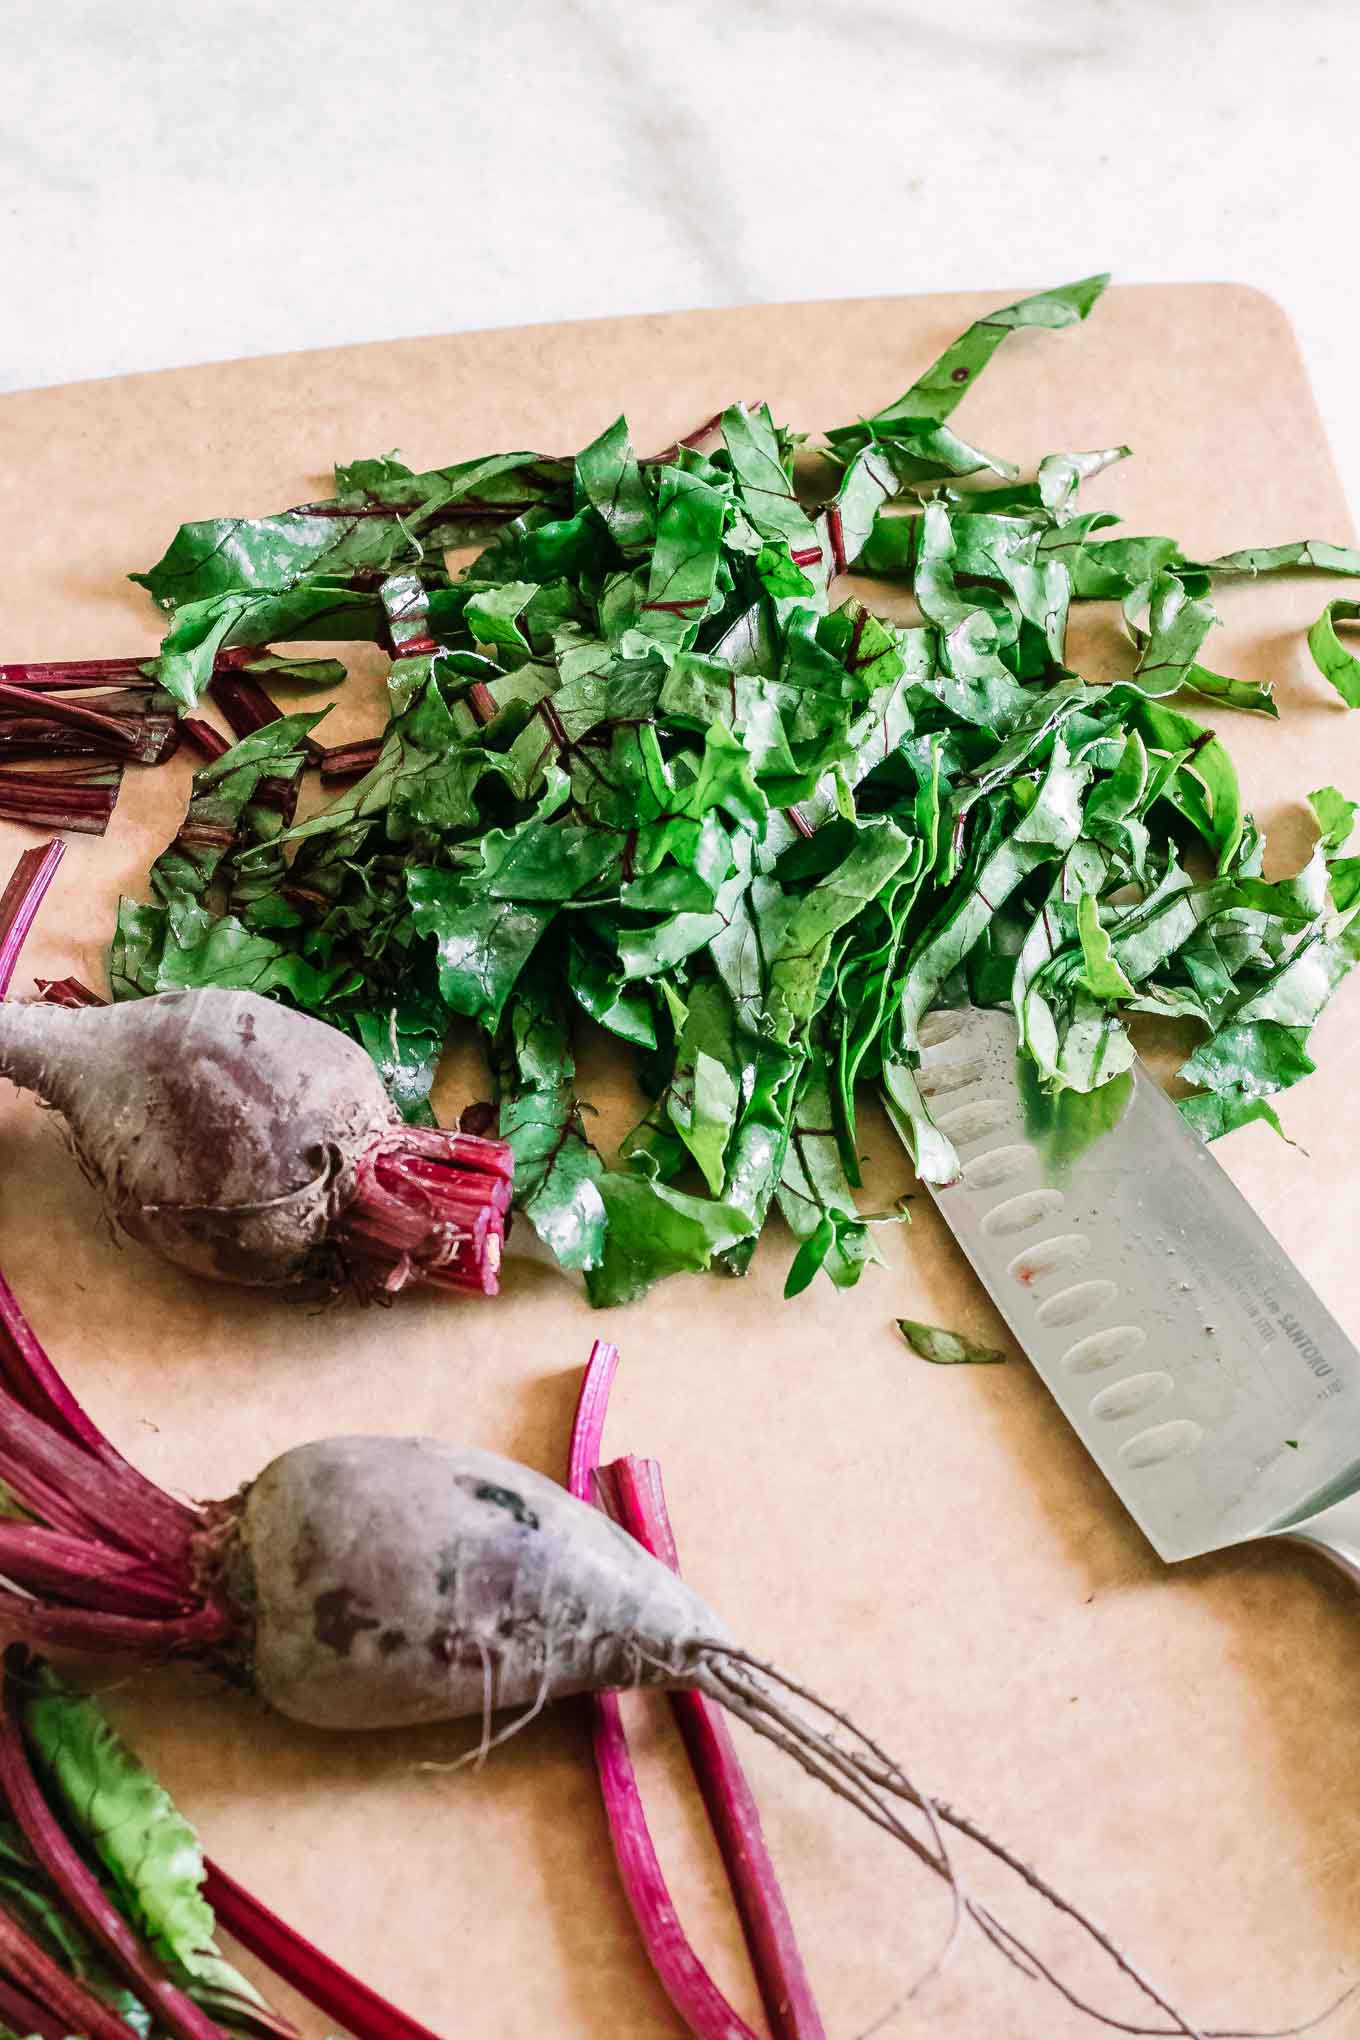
<box><xmin>0</xmin><ymin>839</ymin><xmax>63</xmax><ymax>998</ymax></box>
<box><xmin>599</xmin><ymin>1456</ymin><xmax>826</xmax><ymax>2040</ymax></box>
<box><xmin>0</xmin><ymin>1363</ymin><xmax>199</xmax><ymax>1567</ymax></box>
<box><xmin>567</xmin><ymin>1342</ymin><xmax>761</xmax><ymax>2040</ymax></box>
<box><xmin>0</xmin><ymin>1961</ymin><xmax>73</xmax><ymax>2040</ymax></box>
<box><xmin>0</xmin><ymin>1899</ymin><xmax>138</xmax><ymax>2040</ymax></box>
<box><xmin>181</xmin><ymin>716</ymin><xmax>233</xmax><ymax>761</ymax></box>
<box><xmin>320</xmin><ymin>736</ymin><xmax>383</xmax><ymax>782</ymax></box>
<box><xmin>0</xmin><ymin>680</ymin><xmax>178</xmax><ymax>765</ymax></box>
<box><xmin>0</xmin><ymin>762</ymin><xmax>122</xmax><ymax>835</ymax></box>
<box><xmin>209</xmin><ymin>671</ymin><xmax>283</xmax><ymax>738</ymax></box>
<box><xmin>0</xmin><ymin>1659</ymin><xmax>233</xmax><ymax>2040</ymax></box>
<box><xmin>825</xmin><ymin>507</ymin><xmax>848</xmax><ymax>577</ymax></box>
<box><xmin>466</xmin><ymin>681</ymin><xmax>498</xmax><ymax>727</ymax></box>
<box><xmin>203</xmin><ymin>1860</ymin><xmax>444</xmax><ymax>2040</ymax></box>
<box><xmin>332</xmin><ymin>1126</ymin><xmax>514</xmax><ymax>1298</ymax></box>
<box><xmin>642</xmin><ymin>400</ymin><xmax>765</xmax><ymax>467</ymax></box>
<box><xmin>209</xmin><ymin>674</ymin><xmax>326</xmax><ymax>765</ymax></box>
<box><xmin>248</xmin><ymin>773</ymin><xmax>303</xmax><ymax>828</ymax></box>
<box><xmin>0</xmin><ymin>657</ymin><xmax>153</xmax><ymax>690</ymax></box>
<box><xmin>0</xmin><ymin>1268</ymin><xmax>225</xmax><ymax>1648</ymax></box>
<box><xmin>0</xmin><ymin>1266</ymin><xmax>193</xmax><ymax>1522</ymax></box>
<box><xmin>34</xmin><ymin>973</ymin><xmax>105</xmax><ymax>1006</ymax></box>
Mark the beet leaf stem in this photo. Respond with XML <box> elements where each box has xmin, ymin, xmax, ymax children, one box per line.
<box><xmin>0</xmin><ymin>1660</ymin><xmax>232</xmax><ymax>2040</ymax></box>
<box><xmin>0</xmin><ymin>1898</ymin><xmax>138</xmax><ymax>2040</ymax></box>
<box><xmin>598</xmin><ymin>1454</ymin><xmax>826</xmax><ymax>2040</ymax></box>
<box><xmin>568</xmin><ymin>1340</ymin><xmax>762</xmax><ymax>2040</ymax></box>
<box><xmin>202</xmin><ymin>1859</ymin><xmax>445</xmax><ymax>2040</ymax></box>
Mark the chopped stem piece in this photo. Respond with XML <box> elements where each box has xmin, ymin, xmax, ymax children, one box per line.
<box><xmin>331</xmin><ymin>1125</ymin><xmax>515</xmax><ymax>1297</ymax></box>
<box><xmin>35</xmin><ymin>973</ymin><xmax>105</xmax><ymax>1006</ymax></box>
<box><xmin>320</xmin><ymin>736</ymin><xmax>384</xmax><ymax>782</ymax></box>
<box><xmin>181</xmin><ymin>716</ymin><xmax>233</xmax><ymax>761</ymax></box>
<box><xmin>0</xmin><ymin>760</ymin><xmax>122</xmax><ymax>835</ymax></box>
<box><xmin>0</xmin><ymin>839</ymin><xmax>63</xmax><ymax>997</ymax></box>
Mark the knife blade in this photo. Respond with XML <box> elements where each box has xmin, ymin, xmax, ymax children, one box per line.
<box><xmin>917</xmin><ymin>1005</ymin><xmax>1360</xmax><ymax>1569</ymax></box>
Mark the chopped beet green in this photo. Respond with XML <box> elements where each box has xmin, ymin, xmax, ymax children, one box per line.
<box><xmin>101</xmin><ymin>274</ymin><xmax>1360</xmax><ymax>1302</ymax></box>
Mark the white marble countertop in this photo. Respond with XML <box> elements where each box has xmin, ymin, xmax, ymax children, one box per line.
<box><xmin>5</xmin><ymin>0</ymin><xmax>1357</xmax><ymax>513</ymax></box>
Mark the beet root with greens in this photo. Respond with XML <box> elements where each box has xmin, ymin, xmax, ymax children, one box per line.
<box><xmin>0</xmin><ymin>984</ymin><xmax>512</xmax><ymax>1296</ymax></box>
<box><xmin>0</xmin><ymin>1276</ymin><xmax>1224</xmax><ymax>2034</ymax></box>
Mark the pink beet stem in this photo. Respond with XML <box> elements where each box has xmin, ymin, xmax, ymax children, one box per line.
<box><xmin>599</xmin><ymin>1457</ymin><xmax>825</xmax><ymax>2040</ymax></box>
<box><xmin>202</xmin><ymin>1859</ymin><xmax>444</xmax><ymax>2040</ymax></box>
<box><xmin>335</xmin><ymin>1129</ymin><xmax>513</xmax><ymax>1297</ymax></box>
<box><xmin>0</xmin><ymin>839</ymin><xmax>63</xmax><ymax>998</ymax></box>
<box><xmin>0</xmin><ymin>1661</ymin><xmax>233</xmax><ymax>2040</ymax></box>
<box><xmin>568</xmin><ymin>1341</ymin><xmax>761</xmax><ymax>2040</ymax></box>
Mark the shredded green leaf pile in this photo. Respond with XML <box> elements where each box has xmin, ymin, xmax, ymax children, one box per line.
<box><xmin>112</xmin><ymin>274</ymin><xmax>1360</xmax><ymax>1304</ymax></box>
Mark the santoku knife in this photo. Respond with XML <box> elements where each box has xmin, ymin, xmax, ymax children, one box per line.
<box><xmin>918</xmin><ymin>1005</ymin><xmax>1360</xmax><ymax>1580</ymax></box>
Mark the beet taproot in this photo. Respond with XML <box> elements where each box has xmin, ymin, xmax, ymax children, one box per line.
<box><xmin>0</xmin><ymin>986</ymin><xmax>512</xmax><ymax>1296</ymax></box>
<box><xmin>0</xmin><ymin>1279</ymin><xmax>1215</xmax><ymax>2035</ymax></box>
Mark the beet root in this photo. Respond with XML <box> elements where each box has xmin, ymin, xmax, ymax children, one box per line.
<box><xmin>0</xmin><ymin>1280</ymin><xmax>1214</xmax><ymax>2034</ymax></box>
<box><xmin>225</xmin><ymin>1437</ymin><xmax>724</xmax><ymax>1730</ymax></box>
<box><xmin>216</xmin><ymin>1435</ymin><xmax>1205</xmax><ymax>2032</ymax></box>
<box><xmin>0</xmin><ymin>987</ymin><xmax>512</xmax><ymax>1295</ymax></box>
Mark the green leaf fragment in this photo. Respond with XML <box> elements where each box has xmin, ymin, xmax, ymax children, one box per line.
<box><xmin>832</xmin><ymin>274</ymin><xmax>1108</xmax><ymax>436</ymax></box>
<box><xmin>407</xmin><ymin>870</ymin><xmax>554</xmax><ymax>1025</ymax></box>
<box><xmin>576</xmin><ymin>415</ymin><xmax>655</xmax><ymax>557</ymax></box>
<box><xmin>1202</xmin><ymin>540</ymin><xmax>1360</xmax><ymax>578</ymax></box>
<box><xmin>1309</xmin><ymin>785</ymin><xmax>1357</xmax><ymax>854</ymax></box>
<box><xmin>1307</xmin><ymin>599</ymin><xmax>1360</xmax><ymax>708</ymax></box>
<box><xmin>1075</xmin><ymin>891</ymin><xmax>1135</xmax><ymax>1000</ymax></box>
<box><xmin>26</xmin><ymin>1668</ymin><xmax>213</xmax><ymax>1977</ymax></box>
<box><xmin>897</xmin><ymin>1319</ymin><xmax>1006</xmax><ymax>1366</ymax></box>
<box><xmin>584</xmin><ymin>1174</ymin><xmax>752</xmax><ymax>1308</ymax></box>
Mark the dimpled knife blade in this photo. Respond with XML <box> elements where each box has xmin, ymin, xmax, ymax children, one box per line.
<box><xmin>917</xmin><ymin>1006</ymin><xmax>1360</xmax><ymax>1563</ymax></box>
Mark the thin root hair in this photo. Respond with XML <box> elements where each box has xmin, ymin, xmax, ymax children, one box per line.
<box><xmin>697</xmin><ymin>1646</ymin><xmax>1211</xmax><ymax>2040</ymax></box>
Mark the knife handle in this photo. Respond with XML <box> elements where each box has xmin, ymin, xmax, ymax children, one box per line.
<box><xmin>1276</xmin><ymin>1491</ymin><xmax>1360</xmax><ymax>1589</ymax></box>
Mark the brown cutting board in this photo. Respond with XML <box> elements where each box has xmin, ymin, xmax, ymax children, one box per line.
<box><xmin>3</xmin><ymin>284</ymin><xmax>1360</xmax><ymax>2038</ymax></box>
